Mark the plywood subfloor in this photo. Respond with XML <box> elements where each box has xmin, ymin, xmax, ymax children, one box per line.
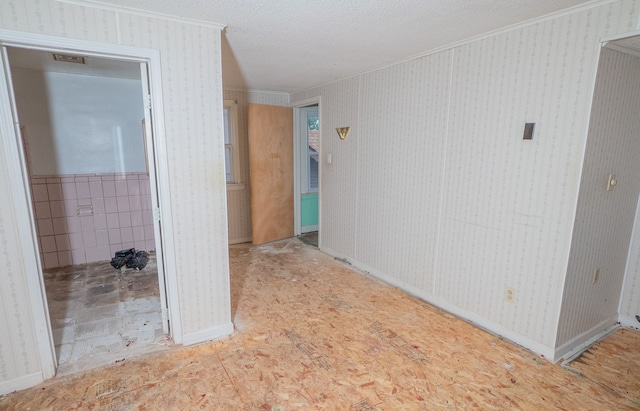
<box><xmin>565</xmin><ymin>328</ymin><xmax>640</xmax><ymax>406</ymax></box>
<box><xmin>2</xmin><ymin>238</ymin><xmax>640</xmax><ymax>410</ymax></box>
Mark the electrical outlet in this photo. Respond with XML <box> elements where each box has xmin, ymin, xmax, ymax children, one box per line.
<box><xmin>607</xmin><ymin>174</ymin><xmax>617</xmax><ymax>191</ymax></box>
<box><xmin>593</xmin><ymin>268</ymin><xmax>600</xmax><ymax>284</ymax></box>
<box><xmin>505</xmin><ymin>287</ymin><xmax>515</xmax><ymax>303</ymax></box>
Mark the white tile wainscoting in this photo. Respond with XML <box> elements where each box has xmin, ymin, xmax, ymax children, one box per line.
<box><xmin>30</xmin><ymin>173</ymin><xmax>156</xmax><ymax>269</ymax></box>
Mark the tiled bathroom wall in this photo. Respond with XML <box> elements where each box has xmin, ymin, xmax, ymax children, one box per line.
<box><xmin>30</xmin><ymin>173</ymin><xmax>156</xmax><ymax>269</ymax></box>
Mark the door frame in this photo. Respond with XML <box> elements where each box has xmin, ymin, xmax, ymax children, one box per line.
<box><xmin>292</xmin><ymin>96</ymin><xmax>321</xmax><ymax>239</ymax></box>
<box><xmin>0</xmin><ymin>29</ymin><xmax>182</xmax><ymax>379</ymax></box>
<box><xmin>600</xmin><ymin>29</ymin><xmax>640</xmax><ymax>329</ymax></box>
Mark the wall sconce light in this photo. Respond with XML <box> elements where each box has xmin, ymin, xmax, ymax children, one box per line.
<box><xmin>336</xmin><ymin>127</ymin><xmax>350</xmax><ymax>140</ymax></box>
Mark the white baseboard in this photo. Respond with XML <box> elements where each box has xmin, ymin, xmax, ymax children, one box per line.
<box><xmin>320</xmin><ymin>247</ymin><xmax>556</xmax><ymax>361</ymax></box>
<box><xmin>229</xmin><ymin>237</ymin><xmax>251</xmax><ymax>245</ymax></box>
<box><xmin>182</xmin><ymin>322</ymin><xmax>234</xmax><ymax>346</ymax></box>
<box><xmin>619</xmin><ymin>314</ymin><xmax>640</xmax><ymax>329</ymax></box>
<box><xmin>556</xmin><ymin>316</ymin><xmax>619</xmax><ymax>364</ymax></box>
<box><xmin>301</xmin><ymin>225</ymin><xmax>318</xmax><ymax>234</ymax></box>
<box><xmin>0</xmin><ymin>372</ymin><xmax>44</xmax><ymax>395</ymax></box>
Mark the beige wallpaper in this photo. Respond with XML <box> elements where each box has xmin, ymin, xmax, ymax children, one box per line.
<box><xmin>293</xmin><ymin>78</ymin><xmax>361</xmax><ymax>256</ymax></box>
<box><xmin>0</xmin><ymin>0</ymin><xmax>230</xmax><ymax>391</ymax></box>
<box><xmin>561</xmin><ymin>47</ymin><xmax>640</xmax><ymax>342</ymax></box>
<box><xmin>291</xmin><ymin>0</ymin><xmax>640</xmax><ymax>359</ymax></box>
<box><xmin>223</xmin><ymin>89</ymin><xmax>289</xmax><ymax>244</ymax></box>
<box><xmin>0</xmin><ymin>156</ymin><xmax>40</xmax><ymax>386</ymax></box>
<box><xmin>356</xmin><ymin>52</ymin><xmax>451</xmax><ymax>293</ymax></box>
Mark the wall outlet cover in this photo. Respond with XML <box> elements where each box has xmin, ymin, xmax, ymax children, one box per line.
<box><xmin>505</xmin><ymin>287</ymin><xmax>515</xmax><ymax>303</ymax></box>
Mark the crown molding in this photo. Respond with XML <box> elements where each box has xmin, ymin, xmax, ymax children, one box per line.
<box><xmin>55</xmin><ymin>0</ymin><xmax>226</xmax><ymax>30</ymax></box>
<box><xmin>293</xmin><ymin>0</ymin><xmax>617</xmax><ymax>95</ymax></box>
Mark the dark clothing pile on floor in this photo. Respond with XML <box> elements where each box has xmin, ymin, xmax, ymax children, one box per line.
<box><xmin>110</xmin><ymin>248</ymin><xmax>149</xmax><ymax>271</ymax></box>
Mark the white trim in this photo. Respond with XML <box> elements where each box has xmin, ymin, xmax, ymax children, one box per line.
<box><xmin>54</xmin><ymin>0</ymin><xmax>226</xmax><ymax>30</ymax></box>
<box><xmin>317</xmin><ymin>99</ymin><xmax>323</xmax><ymax>248</ymax></box>
<box><xmin>182</xmin><ymin>322</ymin><xmax>234</xmax><ymax>346</ymax></box>
<box><xmin>291</xmin><ymin>96</ymin><xmax>321</xmax><ymax>237</ymax></box>
<box><xmin>224</xmin><ymin>99</ymin><xmax>242</xmax><ymax>184</ymax></box>
<box><xmin>143</xmin><ymin>43</ymin><xmax>183</xmax><ymax>345</ymax></box>
<box><xmin>290</xmin><ymin>96</ymin><xmax>322</xmax><ymax>108</ymax></box>
<box><xmin>320</xmin><ymin>246</ymin><xmax>556</xmax><ymax>361</ymax></box>
<box><xmin>0</xmin><ymin>29</ymin><xmax>183</xmax><ymax>362</ymax></box>
<box><xmin>619</xmin><ymin>314</ymin><xmax>640</xmax><ymax>329</ymax></box>
<box><xmin>0</xmin><ymin>30</ymin><xmax>162</xmax><ymax>62</ymax></box>
<box><xmin>0</xmin><ymin>46</ymin><xmax>57</xmax><ymax>380</ymax></box>
<box><xmin>604</xmin><ymin>42</ymin><xmax>640</xmax><ymax>58</ymax></box>
<box><xmin>140</xmin><ymin>62</ymin><xmax>169</xmax><ymax>335</ymax></box>
<box><xmin>229</xmin><ymin>237</ymin><xmax>252</xmax><ymax>245</ymax></box>
<box><xmin>600</xmin><ymin>29</ymin><xmax>640</xmax><ymax>43</ymax></box>
<box><xmin>293</xmin><ymin>106</ymin><xmax>301</xmax><ymax>236</ymax></box>
<box><xmin>556</xmin><ymin>317</ymin><xmax>619</xmax><ymax>364</ymax></box>
<box><xmin>0</xmin><ymin>372</ymin><xmax>44</xmax><ymax>396</ymax></box>
<box><xmin>619</xmin><ymin>193</ymin><xmax>640</xmax><ymax>317</ymax></box>
<box><xmin>549</xmin><ymin>31</ymin><xmax>607</xmax><ymax>348</ymax></box>
<box><xmin>292</xmin><ymin>0</ymin><xmax>617</xmax><ymax>94</ymax></box>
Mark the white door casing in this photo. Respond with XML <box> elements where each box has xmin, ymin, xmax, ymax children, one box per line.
<box><xmin>0</xmin><ymin>29</ymin><xmax>183</xmax><ymax>382</ymax></box>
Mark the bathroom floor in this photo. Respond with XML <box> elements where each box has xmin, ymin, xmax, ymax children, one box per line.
<box><xmin>44</xmin><ymin>254</ymin><xmax>170</xmax><ymax>375</ymax></box>
<box><xmin>297</xmin><ymin>230</ymin><xmax>318</xmax><ymax>247</ymax></box>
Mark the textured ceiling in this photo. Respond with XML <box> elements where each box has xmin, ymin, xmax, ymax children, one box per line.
<box><xmin>74</xmin><ymin>1</ymin><xmax>602</xmax><ymax>91</ymax></box>
<box><xmin>613</xmin><ymin>35</ymin><xmax>640</xmax><ymax>53</ymax></box>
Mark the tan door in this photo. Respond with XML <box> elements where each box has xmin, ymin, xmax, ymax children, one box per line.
<box><xmin>248</xmin><ymin>103</ymin><xmax>294</xmax><ymax>245</ymax></box>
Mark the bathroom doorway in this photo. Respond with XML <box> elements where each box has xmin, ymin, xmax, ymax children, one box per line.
<box><xmin>4</xmin><ymin>46</ymin><xmax>171</xmax><ymax>375</ymax></box>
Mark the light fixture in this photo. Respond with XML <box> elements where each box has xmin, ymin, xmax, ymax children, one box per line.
<box><xmin>53</xmin><ymin>54</ymin><xmax>86</xmax><ymax>64</ymax></box>
<box><xmin>336</xmin><ymin>127</ymin><xmax>350</xmax><ymax>140</ymax></box>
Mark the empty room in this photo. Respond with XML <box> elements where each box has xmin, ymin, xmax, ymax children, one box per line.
<box><xmin>1</xmin><ymin>0</ymin><xmax>640</xmax><ymax>409</ymax></box>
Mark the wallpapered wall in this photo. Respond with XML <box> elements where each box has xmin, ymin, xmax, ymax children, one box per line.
<box><xmin>292</xmin><ymin>0</ymin><xmax>640</xmax><ymax>359</ymax></box>
<box><xmin>558</xmin><ymin>46</ymin><xmax>640</xmax><ymax>350</ymax></box>
<box><xmin>0</xmin><ymin>0</ymin><xmax>230</xmax><ymax>392</ymax></box>
<box><xmin>599</xmin><ymin>48</ymin><xmax>640</xmax><ymax>329</ymax></box>
<box><xmin>224</xmin><ymin>89</ymin><xmax>289</xmax><ymax>244</ymax></box>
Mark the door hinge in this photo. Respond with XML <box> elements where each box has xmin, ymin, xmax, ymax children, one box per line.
<box><xmin>145</xmin><ymin>95</ymin><xmax>152</xmax><ymax>110</ymax></box>
<box><xmin>153</xmin><ymin>207</ymin><xmax>161</xmax><ymax>221</ymax></box>
<box><xmin>162</xmin><ymin>307</ymin><xmax>169</xmax><ymax>322</ymax></box>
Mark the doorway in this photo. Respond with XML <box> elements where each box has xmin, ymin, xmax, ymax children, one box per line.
<box><xmin>299</xmin><ymin>106</ymin><xmax>319</xmax><ymax>233</ymax></box>
<box><xmin>2</xmin><ymin>44</ymin><xmax>173</xmax><ymax>375</ymax></box>
<box><xmin>294</xmin><ymin>100</ymin><xmax>321</xmax><ymax>247</ymax></box>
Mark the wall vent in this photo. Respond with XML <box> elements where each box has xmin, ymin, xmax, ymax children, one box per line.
<box><xmin>52</xmin><ymin>54</ymin><xmax>86</xmax><ymax>64</ymax></box>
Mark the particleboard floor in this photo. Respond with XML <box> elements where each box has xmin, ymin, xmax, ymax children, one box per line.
<box><xmin>2</xmin><ymin>238</ymin><xmax>640</xmax><ymax>410</ymax></box>
<box><xmin>565</xmin><ymin>328</ymin><xmax>640</xmax><ymax>407</ymax></box>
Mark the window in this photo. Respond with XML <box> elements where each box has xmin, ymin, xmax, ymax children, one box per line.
<box><xmin>223</xmin><ymin>100</ymin><xmax>240</xmax><ymax>184</ymax></box>
<box><xmin>306</xmin><ymin>111</ymin><xmax>319</xmax><ymax>192</ymax></box>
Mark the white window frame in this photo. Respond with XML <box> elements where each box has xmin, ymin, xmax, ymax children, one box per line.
<box><xmin>224</xmin><ymin>99</ymin><xmax>241</xmax><ymax>184</ymax></box>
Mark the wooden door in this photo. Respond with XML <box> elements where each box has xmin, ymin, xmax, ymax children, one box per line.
<box><xmin>248</xmin><ymin>103</ymin><xmax>294</xmax><ymax>245</ymax></box>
